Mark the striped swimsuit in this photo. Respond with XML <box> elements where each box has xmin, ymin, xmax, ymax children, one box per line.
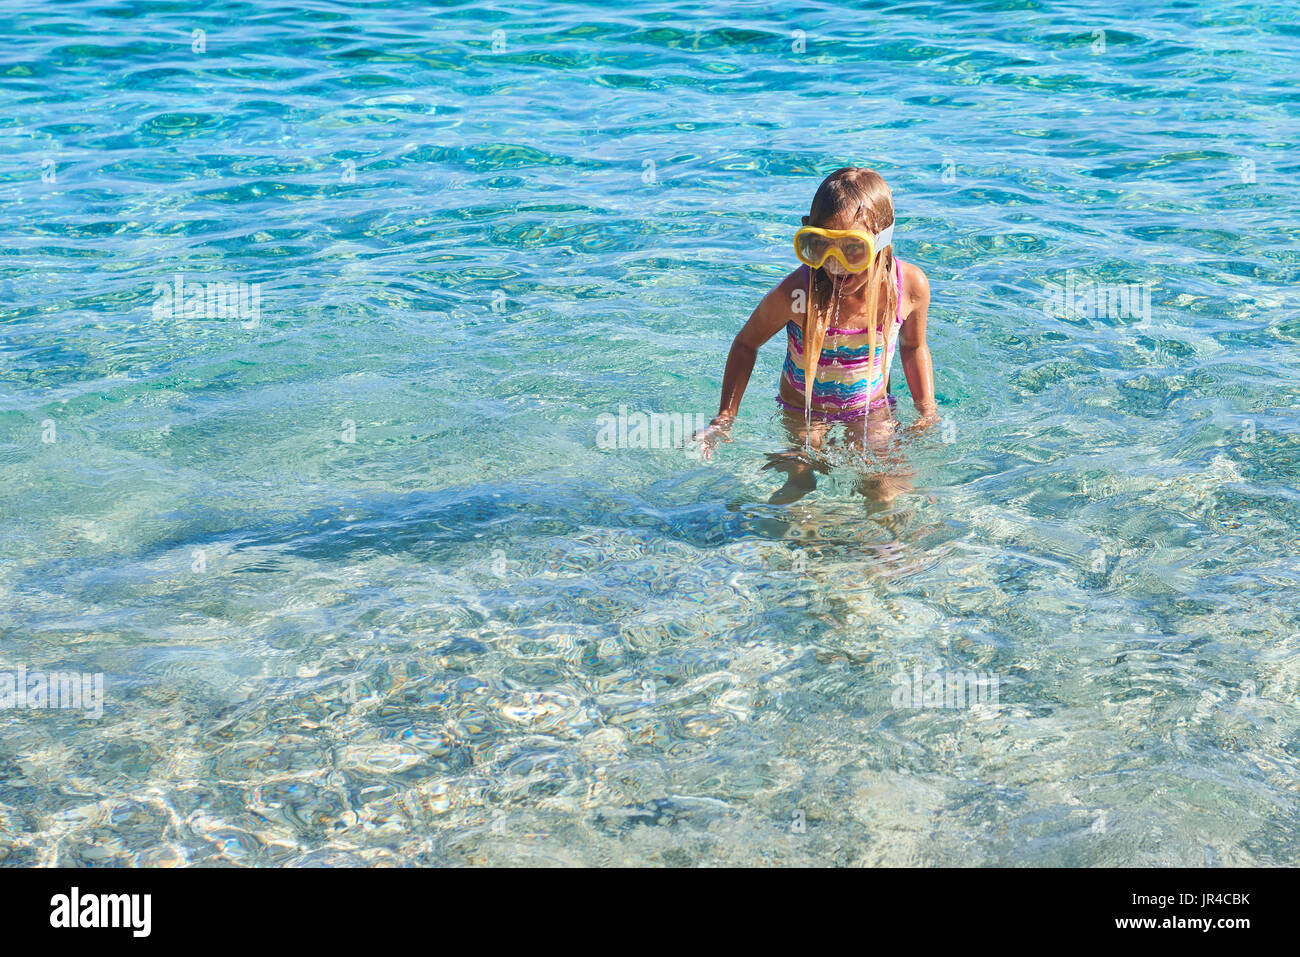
<box><xmin>778</xmin><ymin>259</ymin><xmax>905</xmax><ymax>421</ymax></box>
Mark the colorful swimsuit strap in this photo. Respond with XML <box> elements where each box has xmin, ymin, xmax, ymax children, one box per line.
<box><xmin>894</xmin><ymin>256</ymin><xmax>903</xmax><ymax>324</ymax></box>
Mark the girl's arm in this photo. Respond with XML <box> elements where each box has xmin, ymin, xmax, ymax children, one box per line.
<box><xmin>695</xmin><ymin>271</ymin><xmax>801</xmax><ymax>456</ymax></box>
<box><xmin>897</xmin><ymin>263</ymin><xmax>938</xmax><ymax>427</ymax></box>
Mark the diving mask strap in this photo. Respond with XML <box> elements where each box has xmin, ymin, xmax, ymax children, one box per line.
<box><xmin>874</xmin><ymin>224</ymin><xmax>894</xmax><ymax>255</ymax></box>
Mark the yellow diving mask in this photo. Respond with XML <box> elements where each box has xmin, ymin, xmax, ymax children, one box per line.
<box><xmin>793</xmin><ymin>223</ymin><xmax>894</xmax><ymax>273</ymax></box>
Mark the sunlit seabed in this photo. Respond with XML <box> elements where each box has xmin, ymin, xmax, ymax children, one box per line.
<box><xmin>1</xmin><ymin>0</ymin><xmax>1299</xmax><ymax>866</ymax></box>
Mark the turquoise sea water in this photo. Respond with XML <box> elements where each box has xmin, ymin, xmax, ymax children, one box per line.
<box><xmin>2</xmin><ymin>0</ymin><xmax>1298</xmax><ymax>866</ymax></box>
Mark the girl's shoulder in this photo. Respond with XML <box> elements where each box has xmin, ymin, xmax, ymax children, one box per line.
<box><xmin>897</xmin><ymin>259</ymin><xmax>930</xmax><ymax>321</ymax></box>
<box><xmin>743</xmin><ymin>266</ymin><xmax>809</xmax><ymax>344</ymax></box>
<box><xmin>767</xmin><ymin>265</ymin><xmax>810</xmax><ymax>312</ymax></box>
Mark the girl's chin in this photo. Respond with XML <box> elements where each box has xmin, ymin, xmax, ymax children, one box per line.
<box><xmin>823</xmin><ymin>266</ymin><xmax>865</xmax><ymax>286</ymax></box>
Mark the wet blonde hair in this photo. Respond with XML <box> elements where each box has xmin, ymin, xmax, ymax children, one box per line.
<box><xmin>802</xmin><ymin>167</ymin><xmax>897</xmax><ymax>414</ymax></box>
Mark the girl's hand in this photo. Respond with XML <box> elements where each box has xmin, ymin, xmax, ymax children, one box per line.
<box><xmin>904</xmin><ymin>408</ymin><xmax>940</xmax><ymax>437</ymax></box>
<box><xmin>692</xmin><ymin>414</ymin><xmax>734</xmax><ymax>460</ymax></box>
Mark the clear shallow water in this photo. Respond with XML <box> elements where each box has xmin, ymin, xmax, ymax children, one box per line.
<box><xmin>1</xmin><ymin>0</ymin><xmax>1298</xmax><ymax>866</ymax></box>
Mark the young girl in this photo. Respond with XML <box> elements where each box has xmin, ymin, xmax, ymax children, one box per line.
<box><xmin>696</xmin><ymin>167</ymin><xmax>937</xmax><ymax>503</ymax></box>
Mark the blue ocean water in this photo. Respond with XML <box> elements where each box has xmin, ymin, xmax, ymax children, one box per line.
<box><xmin>1</xmin><ymin>0</ymin><xmax>1298</xmax><ymax>866</ymax></box>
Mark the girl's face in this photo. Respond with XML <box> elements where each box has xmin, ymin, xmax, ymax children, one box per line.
<box><xmin>807</xmin><ymin>210</ymin><xmax>877</xmax><ymax>291</ymax></box>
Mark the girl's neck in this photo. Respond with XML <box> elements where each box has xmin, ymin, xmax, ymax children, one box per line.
<box><xmin>825</xmin><ymin>274</ymin><xmax>873</xmax><ymax>311</ymax></box>
<box><xmin>818</xmin><ymin>270</ymin><xmax>891</xmax><ymax>327</ymax></box>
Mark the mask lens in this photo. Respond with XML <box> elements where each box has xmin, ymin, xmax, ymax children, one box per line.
<box><xmin>799</xmin><ymin>233</ymin><xmax>829</xmax><ymax>264</ymax></box>
<box><xmin>839</xmin><ymin>238</ymin><xmax>869</xmax><ymax>267</ymax></box>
